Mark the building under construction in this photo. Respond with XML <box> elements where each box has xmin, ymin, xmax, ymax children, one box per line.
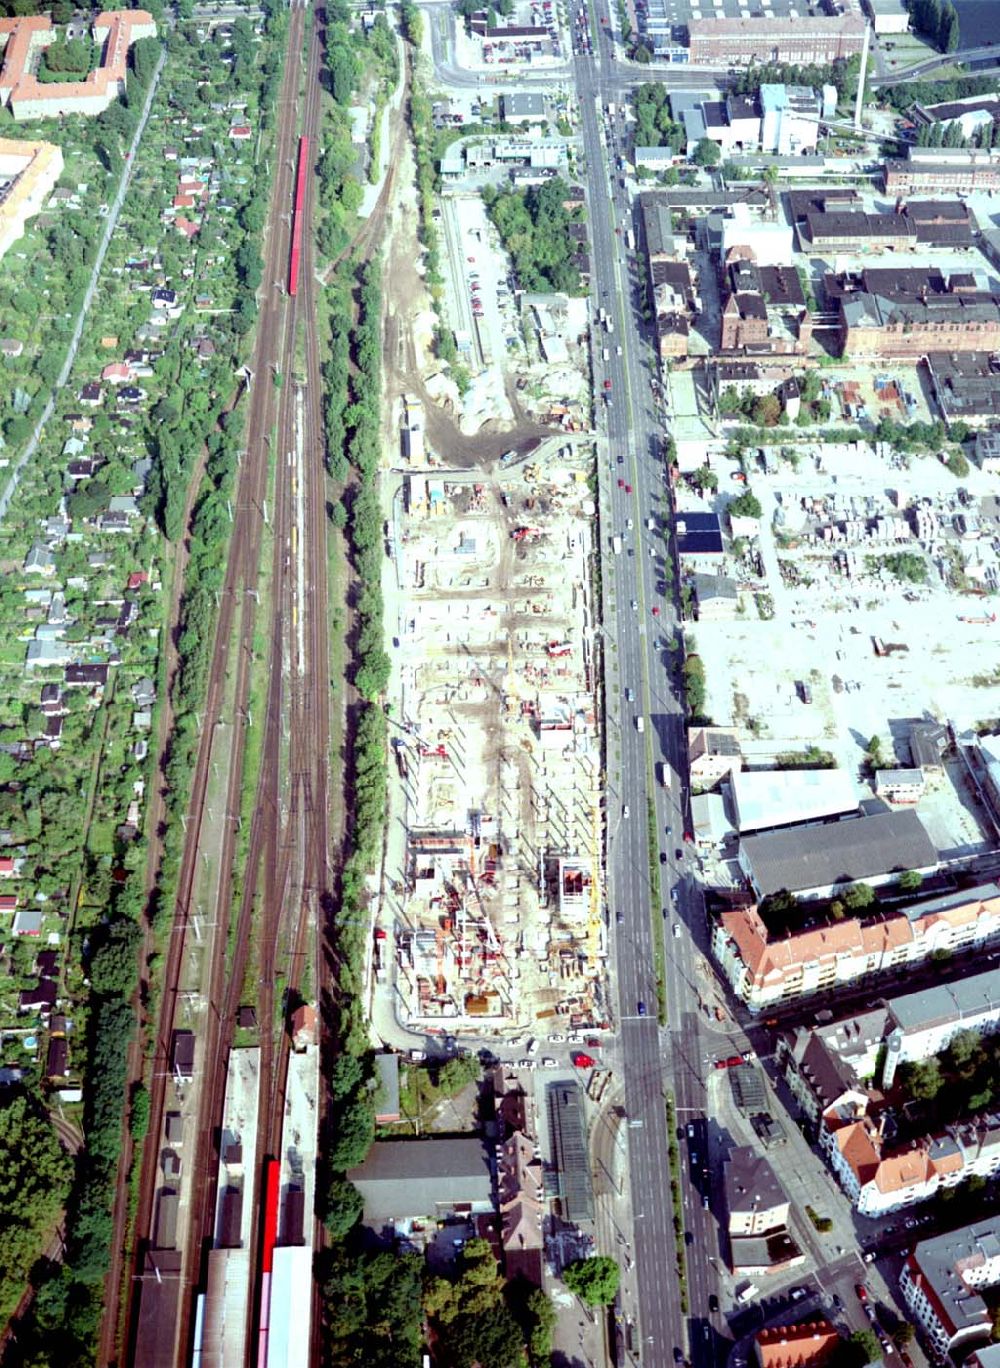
<box><xmin>389</xmin><ymin>452</ymin><xmax>608</xmax><ymax>1037</ymax></box>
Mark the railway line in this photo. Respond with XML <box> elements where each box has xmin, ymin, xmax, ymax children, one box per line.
<box><xmin>112</xmin><ymin>5</ymin><xmax>326</xmax><ymax>1365</ymax></box>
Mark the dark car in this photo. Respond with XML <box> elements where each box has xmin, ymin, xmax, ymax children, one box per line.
<box><xmin>709</xmin><ymin>1295</ymin><xmax>719</xmax><ymax>1314</ymax></box>
<box><xmin>637</xmin><ymin>1001</ymin><xmax>647</xmax><ymax>1016</ymax></box>
<box><xmin>675</xmin><ymin>848</ymin><xmax>683</xmax><ymax>860</ymax></box>
<box><xmin>659</xmin><ymin>851</ymin><xmax>667</xmax><ymax>864</ymax></box>
<box><xmin>675</xmin><ymin>1349</ymin><xmax>685</xmax><ymax>1363</ymax></box>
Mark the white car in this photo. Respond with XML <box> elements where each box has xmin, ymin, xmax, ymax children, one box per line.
<box><xmin>541</xmin><ymin>1056</ymin><xmax>557</xmax><ymax>1067</ymax></box>
<box><xmin>631</xmin><ymin>599</ymin><xmax>638</xmax><ymax>611</ymax></box>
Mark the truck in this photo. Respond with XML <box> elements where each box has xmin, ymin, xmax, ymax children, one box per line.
<box><xmin>636</xmin><ymin>716</ymin><xmax>645</xmax><ymax>733</ymax></box>
<box><xmin>736</xmin><ymin>1282</ymin><xmax>759</xmax><ymax>1305</ymax></box>
<box><xmin>606</xmin><ymin>317</ymin><xmax>614</xmax><ymax>334</ymax></box>
<box><xmin>658</xmin><ymin>760</ymin><xmax>673</xmax><ymax>788</ymax></box>
<box><xmin>607</xmin><ymin>101</ymin><xmax>616</xmax><ymax>118</ymax></box>
<box><xmin>624</xmin><ymin>229</ymin><xmax>635</xmax><ymax>251</ymax></box>
<box><xmin>612</xmin><ymin>535</ymin><xmax>622</xmax><ymax>554</ymax></box>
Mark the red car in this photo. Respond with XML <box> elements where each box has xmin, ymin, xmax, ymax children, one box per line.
<box><xmin>604</xmin><ymin>380</ymin><xmax>612</xmax><ymax>391</ymax></box>
<box><xmin>652</xmin><ymin>606</ymin><xmax>660</xmax><ymax>617</ymax></box>
<box><xmin>855</xmin><ymin>1285</ymin><xmax>868</xmax><ymax>1304</ymax></box>
<box><xmin>617</xmin><ymin>478</ymin><xmax>624</xmax><ymax>488</ymax></box>
<box><xmin>625</xmin><ymin>484</ymin><xmax>632</xmax><ymax>494</ymax></box>
<box><xmin>573</xmin><ymin>1052</ymin><xmax>596</xmax><ymax>1068</ymax></box>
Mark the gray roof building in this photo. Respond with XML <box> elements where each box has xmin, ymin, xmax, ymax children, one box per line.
<box><xmin>348</xmin><ymin>1138</ymin><xmax>494</xmax><ymax>1223</ymax></box>
<box><xmin>739</xmin><ymin>810</ymin><xmax>937</xmax><ymax>898</ymax></box>
<box><xmin>888</xmin><ymin>960</ymin><xmax>1000</xmax><ymax>1037</ymax></box>
<box><xmin>902</xmin><ymin>1219</ymin><xmax>1000</xmax><ymax>1354</ymax></box>
<box><xmin>724</xmin><ymin>1144</ymin><xmax>787</xmax><ymax>1226</ymax></box>
<box><xmin>503</xmin><ymin>91</ymin><xmax>545</xmax><ymax>121</ymax></box>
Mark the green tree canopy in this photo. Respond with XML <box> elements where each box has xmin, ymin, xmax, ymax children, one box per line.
<box><xmin>692</xmin><ymin>137</ymin><xmax>721</xmax><ymax>166</ymax></box>
<box><xmin>563</xmin><ymin>1255</ymin><xmax>620</xmax><ymax>1306</ymax></box>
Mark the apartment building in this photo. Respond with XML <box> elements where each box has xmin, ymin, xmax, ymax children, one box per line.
<box><xmin>713</xmin><ymin>883</ymin><xmax>1000</xmax><ymax>1013</ymax></box>
<box><xmin>821</xmin><ymin>1097</ymin><xmax>1000</xmax><ymax>1217</ymax></box>
<box><xmin>755</xmin><ymin>1322</ymin><xmax>840</xmax><ymax>1368</ymax></box>
<box><xmin>688</xmin><ymin>726</ymin><xmax>742</xmax><ymax>787</ymax></box>
<box><xmin>901</xmin><ymin>1220</ymin><xmax>1000</xmax><ymax>1358</ymax></box>
<box><xmin>0</xmin><ymin>138</ymin><xmax>62</xmax><ymax>262</ymax></box>
<box><xmin>0</xmin><ymin>11</ymin><xmax>156</xmax><ymax>121</ymax></box>
<box><xmin>885</xmin><ymin>154</ymin><xmax>1000</xmax><ymax>195</ymax></box>
<box><xmin>725</xmin><ymin>1145</ymin><xmax>789</xmax><ymax>1235</ymax></box>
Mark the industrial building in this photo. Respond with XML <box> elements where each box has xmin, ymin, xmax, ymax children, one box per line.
<box><xmin>737</xmin><ymin>809</ymin><xmax>937</xmax><ymax>899</ymax></box>
<box><xmin>863</xmin><ymin>0</ymin><xmax>909</xmax><ymax>31</ymax></box>
<box><xmin>926</xmin><ymin>352</ymin><xmax>1000</xmax><ymax>425</ymax></box>
<box><xmin>686</xmin><ymin>12</ymin><xmax>867</xmax><ymax>65</ymax></box>
<box><xmin>713</xmin><ymin>881</ymin><xmax>1000</xmax><ymax>1012</ymax></box>
<box><xmin>884</xmin><ymin>151</ymin><xmax>1000</xmax><ymax>194</ymax></box>
<box><xmin>901</xmin><ymin>1220</ymin><xmax>1000</xmax><ymax>1359</ymax></box>
<box><xmin>839</xmin><ymin>289</ymin><xmax>1000</xmax><ymax>360</ymax></box>
<box><xmin>719</xmin><ymin>254</ymin><xmax>810</xmax><ymax>358</ymax></box>
<box><xmin>0</xmin><ymin>11</ymin><xmax>157</xmax><ymax>121</ymax></box>
<box><xmin>729</xmin><ymin>767</ymin><xmax>858</xmax><ymax>833</ymax></box>
<box><xmin>348</xmin><ymin>1138</ymin><xmax>495</xmax><ymax>1228</ymax></box>
<box><xmin>0</xmin><ymin>138</ymin><xmax>62</xmax><ymax>261</ymax></box>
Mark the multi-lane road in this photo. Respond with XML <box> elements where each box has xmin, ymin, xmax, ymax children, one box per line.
<box><xmin>574</xmin><ymin>11</ymin><xmax>735</xmax><ymax>1368</ymax></box>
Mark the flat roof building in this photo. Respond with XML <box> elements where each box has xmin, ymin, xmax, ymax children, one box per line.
<box><xmin>687</xmin><ymin>12</ymin><xmax>867</xmax><ymax>65</ymax></box>
<box><xmin>730</xmin><ymin>768</ymin><xmax>858</xmax><ymax>834</ymax></box>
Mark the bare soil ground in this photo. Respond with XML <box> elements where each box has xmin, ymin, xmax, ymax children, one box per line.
<box><xmin>380</xmin><ymin>117</ymin><xmax>554</xmax><ymax>468</ymax></box>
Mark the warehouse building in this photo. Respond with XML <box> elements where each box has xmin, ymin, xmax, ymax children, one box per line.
<box><xmin>730</xmin><ymin>768</ymin><xmax>858</xmax><ymax>833</ymax></box>
<box><xmin>738</xmin><ymin>809</ymin><xmax>936</xmax><ymax>899</ymax></box>
<box><xmin>348</xmin><ymin>1138</ymin><xmax>495</xmax><ymax>1229</ymax></box>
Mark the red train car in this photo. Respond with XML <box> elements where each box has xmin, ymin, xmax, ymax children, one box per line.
<box><xmin>288</xmin><ymin>135</ymin><xmax>309</xmax><ymax>297</ymax></box>
<box><xmin>256</xmin><ymin>1157</ymin><xmax>281</xmax><ymax>1368</ymax></box>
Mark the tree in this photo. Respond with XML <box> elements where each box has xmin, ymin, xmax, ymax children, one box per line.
<box><xmin>525</xmin><ymin>1288</ymin><xmax>557</xmax><ymax>1364</ymax></box>
<box><xmin>946</xmin><ymin>1028</ymin><xmax>983</xmax><ymax>1078</ymax></box>
<box><xmin>898</xmin><ymin>869</ymin><xmax>923</xmax><ymax>893</ymax></box>
<box><xmin>940</xmin><ymin>1</ymin><xmax>959</xmax><ymax>52</ymax></box>
<box><xmin>689</xmin><ymin>466</ymin><xmax>719</xmax><ymax>492</ymax></box>
<box><xmin>751</xmin><ymin>393</ymin><xmax>782</xmax><ymax>426</ymax></box>
<box><xmin>947</xmin><ymin>449</ymin><xmax>970</xmax><ymax>478</ymax></box>
<box><xmin>843</xmin><ymin>882</ymin><xmax>875</xmax><ymax>911</ymax></box>
<box><xmin>903</xmin><ymin>1058</ymin><xmax>943</xmax><ymax>1102</ymax></box>
<box><xmin>851</xmin><ymin>1329</ymin><xmax>882</xmax><ymax>1366</ymax></box>
<box><xmin>729</xmin><ymin>488</ymin><xmax>763</xmax><ymax>520</ymax></box>
<box><xmin>563</xmin><ymin>1255</ymin><xmax>620</xmax><ymax>1306</ymax></box>
<box><xmin>320</xmin><ymin>1176</ymin><xmax>363</xmax><ymax>1238</ymax></box>
<box><xmin>693</xmin><ymin>136</ymin><xmax>720</xmax><ymax>167</ymax></box>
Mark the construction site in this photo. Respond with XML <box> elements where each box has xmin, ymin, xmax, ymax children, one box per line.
<box><xmin>383</xmin><ymin>443</ymin><xmax>609</xmax><ymax>1039</ymax></box>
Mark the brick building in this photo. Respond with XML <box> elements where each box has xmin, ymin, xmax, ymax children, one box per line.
<box><xmin>687</xmin><ymin>12</ymin><xmax>866</xmax><ymax>65</ymax></box>
<box><xmin>719</xmin><ymin>255</ymin><xmax>810</xmax><ymax>356</ymax></box>
<box><xmin>839</xmin><ymin>289</ymin><xmax>1000</xmax><ymax>359</ymax></box>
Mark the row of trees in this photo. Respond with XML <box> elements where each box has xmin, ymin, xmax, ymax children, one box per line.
<box><xmin>730</xmin><ymin>54</ymin><xmax>859</xmax><ymax>105</ymax></box>
<box><xmin>483</xmin><ymin>178</ymin><xmax>584</xmax><ymax>296</ymax></box>
<box><xmin>907</xmin><ymin>0</ymin><xmax>960</xmax><ymax>52</ymax></box>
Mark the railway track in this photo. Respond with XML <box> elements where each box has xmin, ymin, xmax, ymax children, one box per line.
<box><xmin>111</xmin><ymin>8</ymin><xmax>311</xmax><ymax>1365</ymax></box>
